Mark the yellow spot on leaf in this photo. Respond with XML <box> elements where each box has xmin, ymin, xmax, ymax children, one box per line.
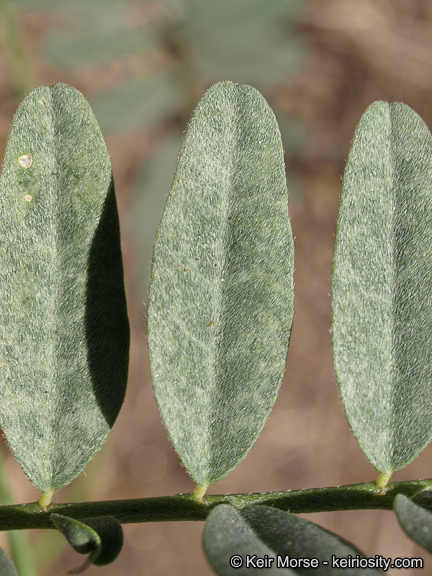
<box><xmin>24</xmin><ymin>194</ymin><xmax>32</xmax><ymax>202</ymax></box>
<box><xmin>18</xmin><ymin>154</ymin><xmax>33</xmax><ymax>169</ymax></box>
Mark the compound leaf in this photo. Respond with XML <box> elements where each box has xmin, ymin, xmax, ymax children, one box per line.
<box><xmin>203</xmin><ymin>504</ymin><xmax>382</xmax><ymax>575</ymax></box>
<box><xmin>332</xmin><ymin>101</ymin><xmax>432</xmax><ymax>473</ymax></box>
<box><xmin>0</xmin><ymin>84</ymin><xmax>129</xmax><ymax>493</ymax></box>
<box><xmin>394</xmin><ymin>494</ymin><xmax>432</xmax><ymax>553</ymax></box>
<box><xmin>147</xmin><ymin>82</ymin><xmax>294</xmax><ymax>486</ymax></box>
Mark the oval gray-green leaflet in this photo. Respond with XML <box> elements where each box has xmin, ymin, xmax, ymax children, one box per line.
<box><xmin>394</xmin><ymin>494</ymin><xmax>432</xmax><ymax>554</ymax></box>
<box><xmin>332</xmin><ymin>101</ymin><xmax>432</xmax><ymax>474</ymax></box>
<box><xmin>0</xmin><ymin>84</ymin><xmax>129</xmax><ymax>494</ymax></box>
<box><xmin>203</xmin><ymin>504</ymin><xmax>382</xmax><ymax>575</ymax></box>
<box><xmin>147</xmin><ymin>81</ymin><xmax>294</xmax><ymax>487</ymax></box>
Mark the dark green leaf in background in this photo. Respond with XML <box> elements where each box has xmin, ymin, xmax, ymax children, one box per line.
<box><xmin>203</xmin><ymin>504</ymin><xmax>382</xmax><ymax>575</ymax></box>
<box><xmin>147</xmin><ymin>82</ymin><xmax>294</xmax><ymax>487</ymax></box>
<box><xmin>332</xmin><ymin>101</ymin><xmax>432</xmax><ymax>474</ymax></box>
<box><xmin>394</xmin><ymin>494</ymin><xmax>432</xmax><ymax>553</ymax></box>
<box><xmin>0</xmin><ymin>548</ymin><xmax>18</xmax><ymax>576</ymax></box>
<box><xmin>0</xmin><ymin>84</ymin><xmax>129</xmax><ymax>494</ymax></box>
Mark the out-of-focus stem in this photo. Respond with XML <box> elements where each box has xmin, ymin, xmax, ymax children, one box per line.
<box><xmin>0</xmin><ymin>449</ymin><xmax>36</xmax><ymax>576</ymax></box>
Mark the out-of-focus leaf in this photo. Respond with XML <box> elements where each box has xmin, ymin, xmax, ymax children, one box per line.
<box><xmin>277</xmin><ymin>114</ymin><xmax>308</xmax><ymax>159</ymax></box>
<box><xmin>332</xmin><ymin>101</ymin><xmax>432</xmax><ymax>474</ymax></box>
<box><xmin>0</xmin><ymin>84</ymin><xmax>129</xmax><ymax>493</ymax></box>
<box><xmin>0</xmin><ymin>449</ymin><xmax>36</xmax><ymax>576</ymax></box>
<box><xmin>147</xmin><ymin>82</ymin><xmax>294</xmax><ymax>486</ymax></box>
<box><xmin>203</xmin><ymin>504</ymin><xmax>382</xmax><ymax>575</ymax></box>
<box><xmin>194</xmin><ymin>31</ymin><xmax>305</xmax><ymax>87</ymax></box>
<box><xmin>90</xmin><ymin>74</ymin><xmax>180</xmax><ymax>134</ymax></box>
<box><xmin>13</xmin><ymin>0</ymin><xmax>126</xmax><ymax>13</ymax></box>
<box><xmin>0</xmin><ymin>0</ymin><xmax>36</xmax><ymax>99</ymax></box>
<box><xmin>17</xmin><ymin>0</ymin><xmax>306</xmax><ymax>87</ymax></box>
<box><xmin>178</xmin><ymin>0</ymin><xmax>306</xmax><ymax>86</ymax></box>
<box><xmin>130</xmin><ymin>130</ymin><xmax>184</xmax><ymax>300</ymax></box>
<box><xmin>0</xmin><ymin>548</ymin><xmax>18</xmax><ymax>576</ymax></box>
<box><xmin>44</xmin><ymin>25</ymin><xmax>158</xmax><ymax>69</ymax></box>
<box><xmin>178</xmin><ymin>0</ymin><xmax>303</xmax><ymax>30</ymax></box>
<box><xmin>394</xmin><ymin>494</ymin><xmax>432</xmax><ymax>553</ymax></box>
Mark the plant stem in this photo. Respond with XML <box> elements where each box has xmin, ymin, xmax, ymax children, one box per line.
<box><xmin>0</xmin><ymin>478</ymin><xmax>431</xmax><ymax>531</ymax></box>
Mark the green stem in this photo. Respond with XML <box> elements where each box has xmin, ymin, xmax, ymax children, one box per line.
<box><xmin>0</xmin><ymin>479</ymin><xmax>431</xmax><ymax>531</ymax></box>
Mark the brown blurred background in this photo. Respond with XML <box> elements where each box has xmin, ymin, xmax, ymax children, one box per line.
<box><xmin>1</xmin><ymin>0</ymin><xmax>432</xmax><ymax>574</ymax></box>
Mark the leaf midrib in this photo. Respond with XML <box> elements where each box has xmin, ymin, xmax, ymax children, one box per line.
<box><xmin>203</xmin><ymin>91</ymin><xmax>237</xmax><ymax>482</ymax></box>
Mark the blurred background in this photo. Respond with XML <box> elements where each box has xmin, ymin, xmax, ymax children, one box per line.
<box><xmin>1</xmin><ymin>0</ymin><xmax>432</xmax><ymax>574</ymax></box>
